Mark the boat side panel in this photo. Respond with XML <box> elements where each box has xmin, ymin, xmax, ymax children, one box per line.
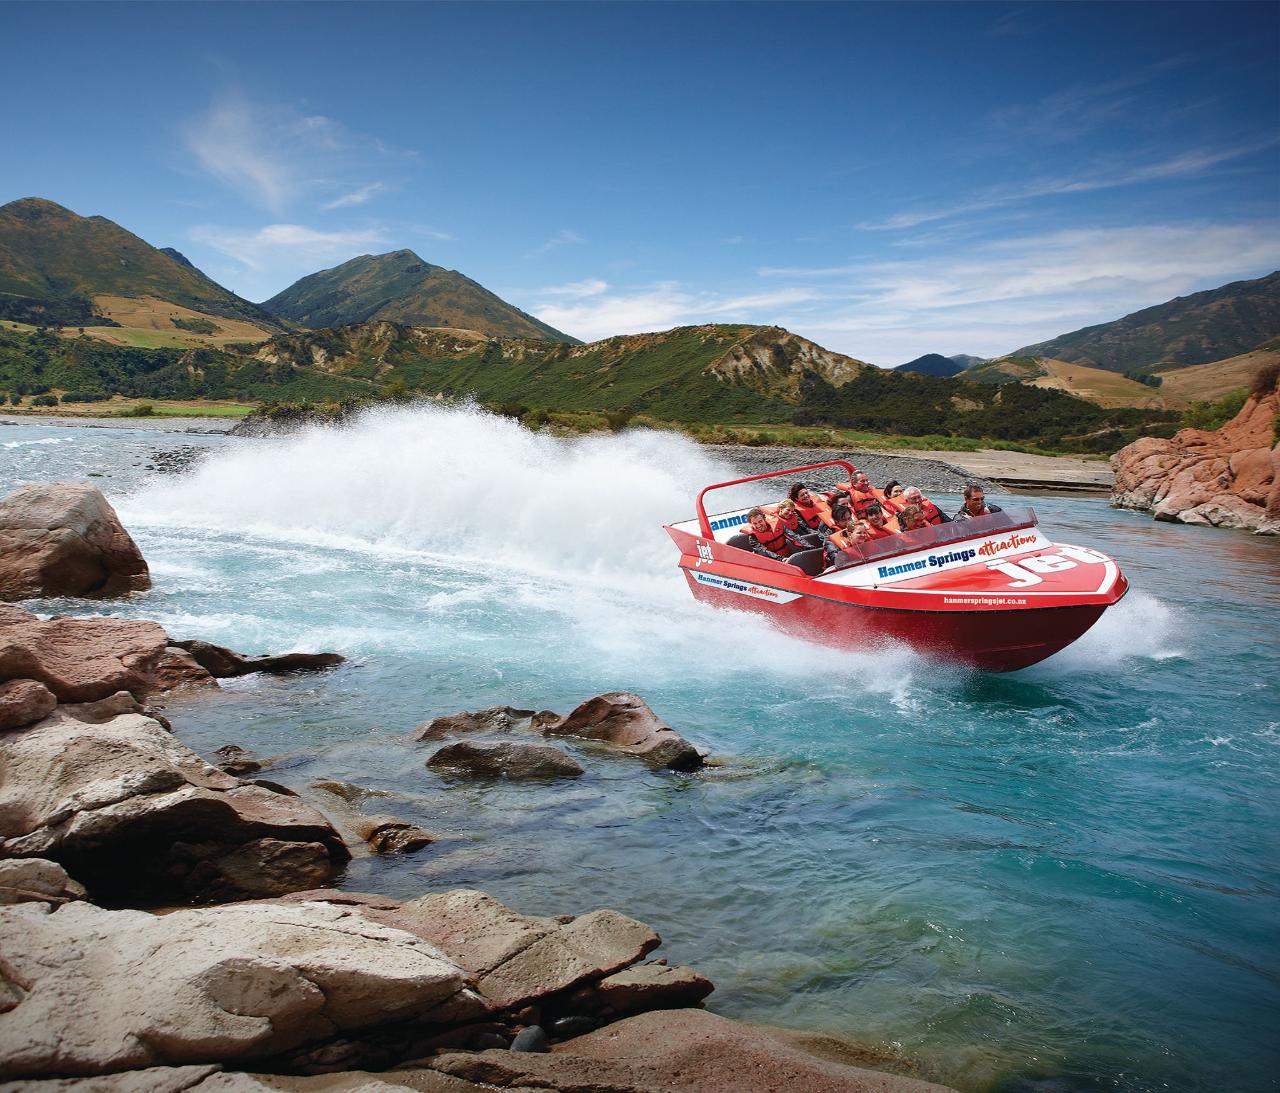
<box><xmin>682</xmin><ymin>568</ymin><xmax>1108</xmax><ymax>672</ymax></box>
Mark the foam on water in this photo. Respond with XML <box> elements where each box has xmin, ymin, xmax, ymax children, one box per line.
<box><xmin>126</xmin><ymin>403</ymin><xmax>934</xmax><ymax>689</ymax></box>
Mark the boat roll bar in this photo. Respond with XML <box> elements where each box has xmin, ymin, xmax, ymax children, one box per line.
<box><xmin>695</xmin><ymin>460</ymin><xmax>857</xmax><ymax>538</ymax></box>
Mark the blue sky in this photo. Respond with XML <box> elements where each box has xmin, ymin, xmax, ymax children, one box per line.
<box><xmin>2</xmin><ymin>1</ymin><xmax>1277</xmax><ymax>363</ymax></box>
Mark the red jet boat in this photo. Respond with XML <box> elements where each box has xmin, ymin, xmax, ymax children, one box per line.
<box><xmin>664</xmin><ymin>461</ymin><xmax>1128</xmax><ymax>672</ymax></box>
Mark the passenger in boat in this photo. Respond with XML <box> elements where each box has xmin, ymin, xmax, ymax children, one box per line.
<box><xmin>742</xmin><ymin>507</ymin><xmax>809</xmax><ymax>559</ymax></box>
<box><xmin>787</xmin><ymin>483</ymin><xmax>835</xmax><ymax>534</ymax></box>
<box><xmin>897</xmin><ymin>503</ymin><xmax>928</xmax><ymax>532</ymax></box>
<box><xmin>848</xmin><ymin>471</ymin><xmax>881</xmax><ymax>518</ymax></box>
<box><xmin>775</xmin><ymin>499</ymin><xmax>826</xmax><ymax>549</ymax></box>
<box><xmin>861</xmin><ymin>501</ymin><xmax>898</xmax><ymax>539</ymax></box>
<box><xmin>824</xmin><ymin>506</ymin><xmax>870</xmax><ymax>562</ymax></box>
<box><xmin>881</xmin><ymin>480</ymin><xmax>906</xmax><ymax>510</ymax></box>
<box><xmin>902</xmin><ymin>486</ymin><xmax>949</xmax><ymax>524</ymax></box>
<box><xmin>953</xmin><ymin>482</ymin><xmax>1003</xmax><ymax>520</ymax></box>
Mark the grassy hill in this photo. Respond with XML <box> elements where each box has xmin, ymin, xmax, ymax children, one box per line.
<box><xmin>1155</xmin><ymin>338</ymin><xmax>1280</xmax><ymax>404</ymax></box>
<box><xmin>0</xmin><ymin>319</ymin><xmax>1177</xmax><ymax>453</ymax></box>
<box><xmin>0</xmin><ymin>198</ymin><xmax>281</xmax><ymax>336</ymax></box>
<box><xmin>1012</xmin><ymin>270</ymin><xmax>1280</xmax><ymax>373</ymax></box>
<box><xmin>968</xmin><ymin>355</ymin><xmax>1168</xmax><ymax>408</ymax></box>
<box><xmin>259</xmin><ymin>249</ymin><xmax>575</xmax><ymax>343</ymax></box>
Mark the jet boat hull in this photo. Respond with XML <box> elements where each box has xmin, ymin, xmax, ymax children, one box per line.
<box><xmin>666</xmin><ymin>477</ymin><xmax>1129</xmax><ymax>672</ymax></box>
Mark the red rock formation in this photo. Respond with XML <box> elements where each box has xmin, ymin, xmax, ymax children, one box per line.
<box><xmin>1112</xmin><ymin>367</ymin><xmax>1279</xmax><ymax>534</ymax></box>
<box><xmin>0</xmin><ymin>482</ymin><xmax>151</xmax><ymax>600</ymax></box>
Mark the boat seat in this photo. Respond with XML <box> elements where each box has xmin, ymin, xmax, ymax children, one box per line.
<box><xmin>786</xmin><ymin>549</ymin><xmax>826</xmax><ymax>577</ymax></box>
<box><xmin>726</xmin><ymin>533</ymin><xmax>753</xmax><ymax>552</ymax></box>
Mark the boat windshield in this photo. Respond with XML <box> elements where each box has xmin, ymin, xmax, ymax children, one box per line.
<box><xmin>823</xmin><ymin>506</ymin><xmax>1038</xmax><ymax>574</ymax></box>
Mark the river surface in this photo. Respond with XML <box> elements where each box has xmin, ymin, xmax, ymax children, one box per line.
<box><xmin>3</xmin><ymin>408</ymin><xmax>1277</xmax><ymax>1093</ymax></box>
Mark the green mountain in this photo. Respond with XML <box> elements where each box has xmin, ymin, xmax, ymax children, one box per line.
<box><xmin>894</xmin><ymin>353</ymin><xmax>964</xmax><ymax>377</ymax></box>
<box><xmin>0</xmin><ymin>197</ymin><xmax>281</xmax><ymax>330</ymax></box>
<box><xmin>1013</xmin><ymin>271</ymin><xmax>1280</xmax><ymax>373</ymax></box>
<box><xmin>250</xmin><ymin>321</ymin><xmax>866</xmax><ymax>419</ymax></box>
<box><xmin>259</xmin><ymin>250</ymin><xmax>576</xmax><ymax>343</ymax></box>
<box><xmin>0</xmin><ymin>319</ymin><xmax>1176</xmax><ymax>453</ymax></box>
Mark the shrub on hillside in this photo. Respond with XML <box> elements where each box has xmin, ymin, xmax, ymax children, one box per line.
<box><xmin>604</xmin><ymin>407</ymin><xmax>635</xmax><ymax>432</ymax></box>
<box><xmin>1182</xmin><ymin>388</ymin><xmax>1248</xmax><ymax>431</ymax></box>
<box><xmin>31</xmin><ymin>394</ymin><xmax>58</xmax><ymax>407</ymax></box>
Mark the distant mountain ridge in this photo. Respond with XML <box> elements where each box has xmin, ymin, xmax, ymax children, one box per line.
<box><xmin>1013</xmin><ymin>271</ymin><xmax>1280</xmax><ymax>373</ymax></box>
<box><xmin>0</xmin><ymin>197</ymin><xmax>280</xmax><ymax>330</ymax></box>
<box><xmin>894</xmin><ymin>353</ymin><xmax>964</xmax><ymax>377</ymax></box>
<box><xmin>259</xmin><ymin>250</ymin><xmax>576</xmax><ymax>343</ymax></box>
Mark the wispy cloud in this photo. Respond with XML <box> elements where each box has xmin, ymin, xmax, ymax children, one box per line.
<box><xmin>986</xmin><ymin>58</ymin><xmax>1188</xmax><ymax>143</ymax></box>
<box><xmin>182</xmin><ymin>89</ymin><xmax>407</xmax><ymax>214</ymax></box>
<box><xmin>322</xmin><ymin>181</ymin><xmax>387</xmax><ymax>210</ymax></box>
<box><xmin>861</xmin><ymin>137</ymin><xmax>1279</xmax><ymax>231</ymax></box>
<box><xmin>755</xmin><ymin>221</ymin><xmax>1280</xmax><ymax>363</ymax></box>
<box><xmin>526</xmin><ymin>230</ymin><xmax>584</xmax><ymax>258</ymax></box>
<box><xmin>189</xmin><ymin>223</ymin><xmax>390</xmax><ymax>270</ymax></box>
<box><xmin>531</xmin><ymin>281</ymin><xmax>822</xmax><ymax>342</ymax></box>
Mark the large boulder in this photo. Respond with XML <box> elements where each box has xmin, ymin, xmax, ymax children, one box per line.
<box><xmin>426</xmin><ymin>740</ymin><xmax>584</xmax><ymax>780</ymax></box>
<box><xmin>0</xmin><ymin>703</ymin><xmax>350</xmax><ymax>904</ymax></box>
<box><xmin>0</xmin><ymin>898</ymin><xmax>471</xmax><ymax>1081</ymax></box>
<box><xmin>292</xmin><ymin>888</ymin><xmax>662</xmax><ymax>1013</ymax></box>
<box><xmin>540</xmin><ymin>692</ymin><xmax>705</xmax><ymax>771</ymax></box>
<box><xmin>0</xmin><ymin>605</ymin><xmax>169</xmax><ymax>702</ymax></box>
<box><xmin>427</xmin><ymin>1008</ymin><xmax>956</xmax><ymax>1092</ymax></box>
<box><xmin>0</xmin><ymin>482</ymin><xmax>150</xmax><ymax>600</ymax></box>
<box><xmin>1112</xmin><ymin>367</ymin><xmax>1280</xmax><ymax>534</ymax></box>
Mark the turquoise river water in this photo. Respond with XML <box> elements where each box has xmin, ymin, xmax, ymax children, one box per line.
<box><xmin>2</xmin><ymin>407</ymin><xmax>1277</xmax><ymax>1092</ymax></box>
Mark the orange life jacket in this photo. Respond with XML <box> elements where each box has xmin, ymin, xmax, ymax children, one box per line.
<box><xmin>745</xmin><ymin>518</ymin><xmax>791</xmax><ymax>556</ymax></box>
<box><xmin>918</xmin><ymin>498</ymin><xmax>946</xmax><ymax>525</ymax></box>
<box><xmin>793</xmin><ymin>499</ymin><xmax>829</xmax><ymax>532</ymax></box>
<box><xmin>828</xmin><ymin>525</ymin><xmax>859</xmax><ymax>553</ymax></box>
<box><xmin>863</xmin><ymin>520</ymin><xmax>897</xmax><ymax>540</ymax></box>
<box><xmin>877</xmin><ymin>488</ymin><xmax>905</xmax><ymax>514</ymax></box>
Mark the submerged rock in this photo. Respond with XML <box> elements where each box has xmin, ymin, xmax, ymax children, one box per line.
<box><xmin>412</xmin><ymin>705</ymin><xmax>549</xmax><ymax>742</ymax></box>
<box><xmin>1112</xmin><ymin>366</ymin><xmax>1280</xmax><ymax>534</ymax></box>
<box><xmin>355</xmin><ymin>816</ymin><xmax>436</xmax><ymax>855</ymax></box>
<box><xmin>540</xmin><ymin>692</ymin><xmax>705</xmax><ymax>771</ymax></box>
<box><xmin>0</xmin><ymin>481</ymin><xmax>151</xmax><ymax>601</ymax></box>
<box><xmin>174</xmin><ymin>640</ymin><xmax>345</xmax><ymax>678</ymax></box>
<box><xmin>426</xmin><ymin>740</ymin><xmax>584</xmax><ymax>780</ymax></box>
<box><xmin>0</xmin><ymin>704</ymin><xmax>349</xmax><ymax>904</ymax></box>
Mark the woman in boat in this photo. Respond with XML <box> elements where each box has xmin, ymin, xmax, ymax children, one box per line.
<box><xmin>862</xmin><ymin>501</ymin><xmax>899</xmax><ymax>538</ymax></box>
<box><xmin>882</xmin><ymin>480</ymin><xmax>906</xmax><ymax>511</ymax></box>
<box><xmin>825</xmin><ymin>508</ymin><xmax>874</xmax><ymax>563</ymax></box>
<box><xmin>897</xmin><ymin>503</ymin><xmax>928</xmax><ymax>532</ymax></box>
<box><xmin>775</xmin><ymin>499</ymin><xmax>826</xmax><ymax>549</ymax></box>
<box><xmin>787</xmin><ymin>483</ymin><xmax>835</xmax><ymax>534</ymax></box>
<box><xmin>902</xmin><ymin>486</ymin><xmax>949</xmax><ymax>525</ymax></box>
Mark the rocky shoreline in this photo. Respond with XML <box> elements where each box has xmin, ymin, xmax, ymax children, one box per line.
<box><xmin>0</xmin><ymin>482</ymin><xmax>956</xmax><ymax>1091</ymax></box>
<box><xmin>1111</xmin><ymin>365</ymin><xmax>1279</xmax><ymax>534</ymax></box>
